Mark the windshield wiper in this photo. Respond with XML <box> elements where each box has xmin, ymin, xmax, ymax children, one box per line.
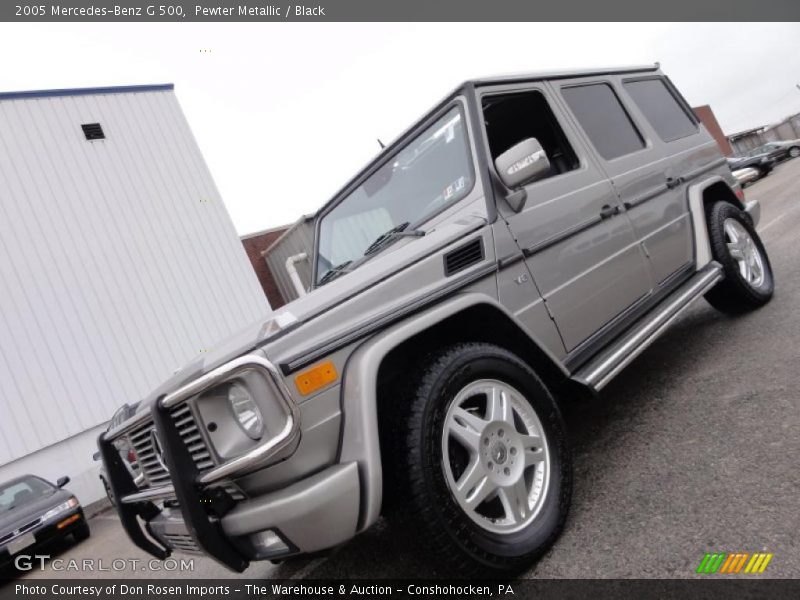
<box><xmin>318</xmin><ymin>260</ymin><xmax>353</xmax><ymax>286</ymax></box>
<box><xmin>363</xmin><ymin>222</ymin><xmax>425</xmax><ymax>257</ymax></box>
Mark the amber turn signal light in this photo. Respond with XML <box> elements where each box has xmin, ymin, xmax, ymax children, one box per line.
<box><xmin>294</xmin><ymin>361</ymin><xmax>338</xmax><ymax>396</ymax></box>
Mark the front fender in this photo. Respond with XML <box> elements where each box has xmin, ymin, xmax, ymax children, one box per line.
<box><xmin>339</xmin><ymin>292</ymin><xmax>565</xmax><ymax>531</ymax></box>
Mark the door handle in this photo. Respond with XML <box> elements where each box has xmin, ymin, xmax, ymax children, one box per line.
<box><xmin>666</xmin><ymin>176</ymin><xmax>682</xmax><ymax>190</ymax></box>
<box><xmin>599</xmin><ymin>204</ymin><xmax>620</xmax><ymax>219</ymax></box>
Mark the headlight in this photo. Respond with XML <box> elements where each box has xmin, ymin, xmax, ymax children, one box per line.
<box><xmin>228</xmin><ymin>382</ymin><xmax>264</xmax><ymax>440</ymax></box>
<box><xmin>42</xmin><ymin>497</ymin><xmax>78</xmax><ymax>521</ymax></box>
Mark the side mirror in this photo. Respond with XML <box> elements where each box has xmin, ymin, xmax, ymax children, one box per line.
<box><xmin>495</xmin><ymin>138</ymin><xmax>551</xmax><ymax>190</ymax></box>
<box><xmin>56</xmin><ymin>476</ymin><xmax>70</xmax><ymax>488</ymax></box>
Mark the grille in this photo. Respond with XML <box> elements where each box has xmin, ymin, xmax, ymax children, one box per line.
<box><xmin>444</xmin><ymin>238</ymin><xmax>484</xmax><ymax>276</ymax></box>
<box><xmin>127</xmin><ymin>404</ymin><xmax>214</xmax><ymax>488</ymax></box>
<box><xmin>161</xmin><ymin>532</ymin><xmax>201</xmax><ymax>554</ymax></box>
<box><xmin>0</xmin><ymin>518</ymin><xmax>41</xmax><ymax>545</ymax></box>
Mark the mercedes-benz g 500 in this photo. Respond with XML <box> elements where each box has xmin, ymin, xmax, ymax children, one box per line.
<box><xmin>100</xmin><ymin>65</ymin><xmax>772</xmax><ymax>575</ymax></box>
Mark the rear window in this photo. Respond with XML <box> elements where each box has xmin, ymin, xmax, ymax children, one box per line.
<box><xmin>624</xmin><ymin>78</ymin><xmax>698</xmax><ymax>142</ymax></box>
<box><xmin>561</xmin><ymin>83</ymin><xmax>644</xmax><ymax>161</ymax></box>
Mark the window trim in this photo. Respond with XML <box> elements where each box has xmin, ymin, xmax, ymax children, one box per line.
<box><xmin>560</xmin><ymin>80</ymin><xmax>647</xmax><ymax>162</ymax></box>
<box><xmin>312</xmin><ymin>99</ymin><xmax>477</xmax><ymax>287</ymax></box>
<box><xmin>478</xmin><ymin>85</ymin><xmax>586</xmax><ymax>190</ymax></box>
<box><xmin>622</xmin><ymin>75</ymin><xmax>699</xmax><ymax>143</ymax></box>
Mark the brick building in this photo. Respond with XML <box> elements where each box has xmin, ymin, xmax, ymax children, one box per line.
<box><xmin>240</xmin><ymin>225</ymin><xmax>290</xmax><ymax>308</ymax></box>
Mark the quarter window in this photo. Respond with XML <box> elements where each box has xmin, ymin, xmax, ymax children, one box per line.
<box><xmin>561</xmin><ymin>83</ymin><xmax>645</xmax><ymax>160</ymax></box>
<box><xmin>624</xmin><ymin>78</ymin><xmax>698</xmax><ymax>142</ymax></box>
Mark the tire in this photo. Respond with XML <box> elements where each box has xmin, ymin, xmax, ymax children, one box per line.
<box><xmin>704</xmin><ymin>201</ymin><xmax>774</xmax><ymax>314</ymax></box>
<box><xmin>789</xmin><ymin>146</ymin><xmax>800</xmax><ymax>159</ymax></box>
<box><xmin>755</xmin><ymin>166</ymin><xmax>767</xmax><ymax>179</ymax></box>
<box><xmin>101</xmin><ymin>476</ymin><xmax>115</xmax><ymax>507</ymax></box>
<box><xmin>387</xmin><ymin>342</ymin><xmax>571</xmax><ymax>575</ymax></box>
<box><xmin>73</xmin><ymin>521</ymin><xmax>90</xmax><ymax>543</ymax></box>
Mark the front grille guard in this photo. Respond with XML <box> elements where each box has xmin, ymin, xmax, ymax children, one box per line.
<box><xmin>99</xmin><ymin>355</ymin><xmax>300</xmax><ymax>572</ymax></box>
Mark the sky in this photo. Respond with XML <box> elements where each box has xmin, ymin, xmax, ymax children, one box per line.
<box><xmin>1</xmin><ymin>22</ymin><xmax>799</xmax><ymax>235</ymax></box>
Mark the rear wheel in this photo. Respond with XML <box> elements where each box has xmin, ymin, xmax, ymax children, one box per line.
<box><xmin>789</xmin><ymin>146</ymin><xmax>800</xmax><ymax>159</ymax></box>
<box><xmin>705</xmin><ymin>201</ymin><xmax>774</xmax><ymax>314</ymax></box>
<box><xmin>389</xmin><ymin>343</ymin><xmax>571</xmax><ymax>575</ymax></box>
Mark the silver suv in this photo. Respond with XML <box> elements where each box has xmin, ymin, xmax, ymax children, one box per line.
<box><xmin>100</xmin><ymin>65</ymin><xmax>773</xmax><ymax>575</ymax></box>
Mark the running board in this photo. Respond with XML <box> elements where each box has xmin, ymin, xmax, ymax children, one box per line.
<box><xmin>572</xmin><ymin>262</ymin><xmax>723</xmax><ymax>393</ymax></box>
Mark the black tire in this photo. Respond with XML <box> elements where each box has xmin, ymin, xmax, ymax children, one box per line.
<box><xmin>73</xmin><ymin>521</ymin><xmax>90</xmax><ymax>543</ymax></box>
<box><xmin>755</xmin><ymin>166</ymin><xmax>767</xmax><ymax>179</ymax></box>
<box><xmin>101</xmin><ymin>476</ymin><xmax>116</xmax><ymax>507</ymax></box>
<box><xmin>789</xmin><ymin>146</ymin><xmax>800</xmax><ymax>159</ymax></box>
<box><xmin>387</xmin><ymin>342</ymin><xmax>571</xmax><ymax>575</ymax></box>
<box><xmin>704</xmin><ymin>201</ymin><xmax>774</xmax><ymax>314</ymax></box>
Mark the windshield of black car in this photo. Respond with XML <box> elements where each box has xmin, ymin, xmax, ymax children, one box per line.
<box><xmin>0</xmin><ymin>477</ymin><xmax>54</xmax><ymax>511</ymax></box>
<box><xmin>315</xmin><ymin>106</ymin><xmax>473</xmax><ymax>284</ymax></box>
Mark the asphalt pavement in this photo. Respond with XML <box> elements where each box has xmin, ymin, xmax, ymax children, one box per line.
<box><xmin>12</xmin><ymin>158</ymin><xmax>800</xmax><ymax>580</ymax></box>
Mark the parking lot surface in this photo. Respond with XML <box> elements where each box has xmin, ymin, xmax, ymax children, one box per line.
<box><xmin>13</xmin><ymin>159</ymin><xmax>800</xmax><ymax>580</ymax></box>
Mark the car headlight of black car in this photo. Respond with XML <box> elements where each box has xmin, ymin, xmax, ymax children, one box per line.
<box><xmin>42</xmin><ymin>497</ymin><xmax>79</xmax><ymax>521</ymax></box>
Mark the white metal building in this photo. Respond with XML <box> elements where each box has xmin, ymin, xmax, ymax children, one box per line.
<box><xmin>0</xmin><ymin>84</ymin><xmax>271</xmax><ymax>505</ymax></box>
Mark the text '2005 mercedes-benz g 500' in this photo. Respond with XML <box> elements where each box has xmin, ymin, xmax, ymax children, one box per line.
<box><xmin>100</xmin><ymin>65</ymin><xmax>773</xmax><ymax>575</ymax></box>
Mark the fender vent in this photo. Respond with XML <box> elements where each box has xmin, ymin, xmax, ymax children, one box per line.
<box><xmin>81</xmin><ymin>123</ymin><xmax>105</xmax><ymax>140</ymax></box>
<box><xmin>444</xmin><ymin>238</ymin><xmax>484</xmax><ymax>277</ymax></box>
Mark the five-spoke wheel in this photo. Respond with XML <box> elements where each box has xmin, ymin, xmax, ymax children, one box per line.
<box><xmin>705</xmin><ymin>201</ymin><xmax>774</xmax><ymax>314</ymax></box>
<box><xmin>388</xmin><ymin>343</ymin><xmax>571</xmax><ymax>575</ymax></box>
<box><xmin>442</xmin><ymin>379</ymin><xmax>550</xmax><ymax>534</ymax></box>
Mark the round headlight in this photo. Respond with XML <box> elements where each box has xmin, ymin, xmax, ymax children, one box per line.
<box><xmin>228</xmin><ymin>382</ymin><xmax>264</xmax><ymax>440</ymax></box>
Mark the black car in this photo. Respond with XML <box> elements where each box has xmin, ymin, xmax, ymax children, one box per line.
<box><xmin>727</xmin><ymin>153</ymin><xmax>776</xmax><ymax>180</ymax></box>
<box><xmin>0</xmin><ymin>475</ymin><xmax>89</xmax><ymax>568</ymax></box>
<box><xmin>745</xmin><ymin>139</ymin><xmax>800</xmax><ymax>161</ymax></box>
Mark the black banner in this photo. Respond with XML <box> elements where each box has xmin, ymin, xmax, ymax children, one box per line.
<box><xmin>3</xmin><ymin>579</ymin><xmax>800</xmax><ymax>600</ymax></box>
<box><xmin>3</xmin><ymin>0</ymin><xmax>800</xmax><ymax>22</ymax></box>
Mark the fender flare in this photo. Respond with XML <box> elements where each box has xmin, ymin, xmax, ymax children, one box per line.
<box><xmin>339</xmin><ymin>292</ymin><xmax>566</xmax><ymax>531</ymax></box>
<box><xmin>686</xmin><ymin>175</ymin><xmax>741</xmax><ymax>269</ymax></box>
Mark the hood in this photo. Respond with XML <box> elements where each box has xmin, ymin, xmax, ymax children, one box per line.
<box><xmin>0</xmin><ymin>488</ymin><xmax>72</xmax><ymax>533</ymax></box>
<box><xmin>133</xmin><ymin>310</ymin><xmax>299</xmax><ymax>411</ymax></box>
<box><xmin>131</xmin><ymin>211</ymin><xmax>487</xmax><ymax>414</ymax></box>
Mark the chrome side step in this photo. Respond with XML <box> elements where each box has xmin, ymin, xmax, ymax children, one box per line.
<box><xmin>572</xmin><ymin>262</ymin><xmax>723</xmax><ymax>393</ymax></box>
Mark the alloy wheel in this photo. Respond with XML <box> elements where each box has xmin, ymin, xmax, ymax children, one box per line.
<box><xmin>441</xmin><ymin>379</ymin><xmax>550</xmax><ymax>534</ymax></box>
<box><xmin>723</xmin><ymin>218</ymin><xmax>765</xmax><ymax>289</ymax></box>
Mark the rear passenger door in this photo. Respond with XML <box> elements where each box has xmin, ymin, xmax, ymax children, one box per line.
<box><xmin>557</xmin><ymin>76</ymin><xmax>696</xmax><ymax>288</ymax></box>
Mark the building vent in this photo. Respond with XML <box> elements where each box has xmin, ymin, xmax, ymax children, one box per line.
<box><xmin>444</xmin><ymin>238</ymin><xmax>484</xmax><ymax>277</ymax></box>
<box><xmin>81</xmin><ymin>123</ymin><xmax>105</xmax><ymax>140</ymax></box>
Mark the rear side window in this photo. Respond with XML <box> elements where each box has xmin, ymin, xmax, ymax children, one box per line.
<box><xmin>624</xmin><ymin>78</ymin><xmax>698</xmax><ymax>142</ymax></box>
<box><xmin>561</xmin><ymin>83</ymin><xmax>644</xmax><ymax>160</ymax></box>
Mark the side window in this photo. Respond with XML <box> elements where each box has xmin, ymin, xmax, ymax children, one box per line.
<box><xmin>483</xmin><ymin>90</ymin><xmax>579</xmax><ymax>182</ymax></box>
<box><xmin>561</xmin><ymin>83</ymin><xmax>645</xmax><ymax>160</ymax></box>
<box><xmin>623</xmin><ymin>78</ymin><xmax>698</xmax><ymax>142</ymax></box>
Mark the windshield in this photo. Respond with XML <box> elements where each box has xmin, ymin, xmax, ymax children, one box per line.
<box><xmin>315</xmin><ymin>105</ymin><xmax>474</xmax><ymax>284</ymax></box>
<box><xmin>0</xmin><ymin>476</ymin><xmax>54</xmax><ymax>512</ymax></box>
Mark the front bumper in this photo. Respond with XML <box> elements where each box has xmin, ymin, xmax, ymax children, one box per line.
<box><xmin>0</xmin><ymin>509</ymin><xmax>86</xmax><ymax>567</ymax></box>
<box><xmin>99</xmin><ymin>354</ymin><xmax>358</xmax><ymax>571</ymax></box>
<box><xmin>146</xmin><ymin>462</ymin><xmax>360</xmax><ymax>561</ymax></box>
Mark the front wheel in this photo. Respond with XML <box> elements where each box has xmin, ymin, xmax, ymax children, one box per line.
<box><xmin>705</xmin><ymin>201</ymin><xmax>774</xmax><ymax>314</ymax></box>
<box><xmin>73</xmin><ymin>521</ymin><xmax>90</xmax><ymax>543</ymax></box>
<box><xmin>391</xmin><ymin>343</ymin><xmax>571</xmax><ymax>575</ymax></box>
<box><xmin>789</xmin><ymin>146</ymin><xmax>800</xmax><ymax>159</ymax></box>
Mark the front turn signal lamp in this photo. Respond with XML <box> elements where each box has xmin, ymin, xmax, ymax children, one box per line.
<box><xmin>294</xmin><ymin>361</ymin><xmax>338</xmax><ymax>396</ymax></box>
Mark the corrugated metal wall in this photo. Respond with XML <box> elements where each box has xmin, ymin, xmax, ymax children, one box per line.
<box><xmin>0</xmin><ymin>86</ymin><xmax>270</xmax><ymax>466</ymax></box>
<box><xmin>263</xmin><ymin>216</ymin><xmax>315</xmax><ymax>303</ymax></box>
